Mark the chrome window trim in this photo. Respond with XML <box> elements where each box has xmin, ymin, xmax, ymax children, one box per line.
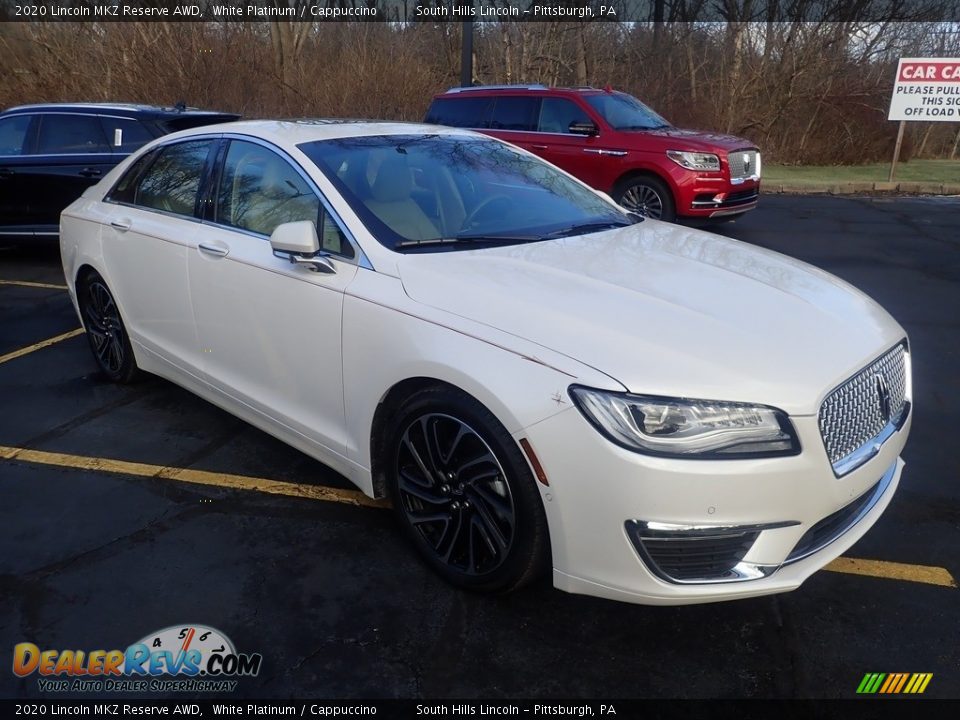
<box><xmin>101</xmin><ymin>133</ymin><xmax>373</xmax><ymax>270</ymax></box>
<box><xmin>0</xmin><ymin>152</ymin><xmax>118</xmax><ymax>159</ymax></box>
<box><xmin>215</xmin><ymin>133</ymin><xmax>370</xmax><ymax>269</ymax></box>
<box><xmin>105</xmin><ymin>201</ymin><xmax>206</xmax><ymax>227</ymax></box>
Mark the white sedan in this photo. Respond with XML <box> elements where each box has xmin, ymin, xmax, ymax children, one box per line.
<box><xmin>60</xmin><ymin>121</ymin><xmax>912</xmax><ymax>605</ymax></box>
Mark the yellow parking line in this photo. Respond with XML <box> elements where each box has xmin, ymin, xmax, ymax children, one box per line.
<box><xmin>0</xmin><ymin>443</ymin><xmax>955</xmax><ymax>587</ymax></box>
<box><xmin>0</xmin><ymin>279</ymin><xmax>68</xmax><ymax>290</ymax></box>
<box><xmin>0</xmin><ymin>328</ymin><xmax>85</xmax><ymax>365</ymax></box>
<box><xmin>0</xmin><ymin>445</ymin><xmax>389</xmax><ymax>509</ymax></box>
<box><xmin>825</xmin><ymin>556</ymin><xmax>957</xmax><ymax>588</ymax></box>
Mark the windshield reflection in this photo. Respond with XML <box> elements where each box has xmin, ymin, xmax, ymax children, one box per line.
<box><xmin>298</xmin><ymin>134</ymin><xmax>633</xmax><ymax>252</ymax></box>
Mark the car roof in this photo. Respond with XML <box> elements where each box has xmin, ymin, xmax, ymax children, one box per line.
<box><xmin>0</xmin><ymin>102</ymin><xmax>237</xmax><ymax>118</ymax></box>
<box><xmin>436</xmin><ymin>85</ymin><xmax>609</xmax><ymax>99</ymax></box>
<box><xmin>169</xmin><ymin>119</ymin><xmax>479</xmax><ymax>146</ymax></box>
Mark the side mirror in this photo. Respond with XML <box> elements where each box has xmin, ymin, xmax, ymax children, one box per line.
<box><xmin>569</xmin><ymin>121</ymin><xmax>599</xmax><ymax>137</ymax></box>
<box><xmin>270</xmin><ymin>221</ymin><xmax>335</xmax><ymax>274</ymax></box>
<box><xmin>270</xmin><ymin>220</ymin><xmax>319</xmax><ymax>255</ymax></box>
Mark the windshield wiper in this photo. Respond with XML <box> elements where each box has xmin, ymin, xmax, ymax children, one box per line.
<box><xmin>542</xmin><ymin>220</ymin><xmax>636</xmax><ymax>240</ymax></box>
<box><xmin>395</xmin><ymin>234</ymin><xmax>540</xmax><ymax>249</ymax></box>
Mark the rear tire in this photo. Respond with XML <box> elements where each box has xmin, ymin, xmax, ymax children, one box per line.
<box><xmin>614</xmin><ymin>175</ymin><xmax>676</xmax><ymax>222</ymax></box>
<box><xmin>77</xmin><ymin>271</ymin><xmax>140</xmax><ymax>384</ymax></box>
<box><xmin>385</xmin><ymin>386</ymin><xmax>549</xmax><ymax>594</ymax></box>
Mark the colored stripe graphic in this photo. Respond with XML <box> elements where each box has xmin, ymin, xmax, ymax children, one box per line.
<box><xmin>857</xmin><ymin>672</ymin><xmax>932</xmax><ymax>694</ymax></box>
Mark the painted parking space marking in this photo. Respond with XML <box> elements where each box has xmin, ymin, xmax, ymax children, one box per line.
<box><xmin>0</xmin><ymin>328</ymin><xmax>85</xmax><ymax>365</ymax></box>
<box><xmin>0</xmin><ymin>279</ymin><xmax>68</xmax><ymax>290</ymax></box>
<box><xmin>0</xmin><ymin>444</ymin><xmax>389</xmax><ymax>509</ymax></box>
<box><xmin>1</xmin><ymin>445</ymin><xmax>956</xmax><ymax>588</ymax></box>
<box><xmin>825</xmin><ymin>556</ymin><xmax>956</xmax><ymax>588</ymax></box>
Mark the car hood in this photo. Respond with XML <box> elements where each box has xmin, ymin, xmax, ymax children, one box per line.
<box><xmin>632</xmin><ymin>126</ymin><xmax>756</xmax><ymax>153</ymax></box>
<box><xmin>396</xmin><ymin>222</ymin><xmax>905</xmax><ymax>415</ymax></box>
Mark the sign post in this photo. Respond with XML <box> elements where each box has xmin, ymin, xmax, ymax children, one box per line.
<box><xmin>887</xmin><ymin>57</ymin><xmax>960</xmax><ymax>181</ymax></box>
<box><xmin>888</xmin><ymin>121</ymin><xmax>906</xmax><ymax>181</ymax></box>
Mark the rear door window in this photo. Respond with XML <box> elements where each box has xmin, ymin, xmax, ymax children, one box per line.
<box><xmin>34</xmin><ymin>114</ymin><xmax>110</xmax><ymax>154</ymax></box>
<box><xmin>0</xmin><ymin>115</ymin><xmax>32</xmax><ymax>156</ymax></box>
<box><xmin>490</xmin><ymin>97</ymin><xmax>541</xmax><ymax>132</ymax></box>
<box><xmin>424</xmin><ymin>97</ymin><xmax>494</xmax><ymax>129</ymax></box>
<box><xmin>132</xmin><ymin>140</ymin><xmax>214</xmax><ymax>216</ymax></box>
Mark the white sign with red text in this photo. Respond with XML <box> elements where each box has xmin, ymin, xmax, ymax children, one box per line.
<box><xmin>888</xmin><ymin>57</ymin><xmax>960</xmax><ymax>121</ymax></box>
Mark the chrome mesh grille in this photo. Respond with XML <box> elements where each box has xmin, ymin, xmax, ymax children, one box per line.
<box><xmin>818</xmin><ymin>345</ymin><xmax>907</xmax><ymax>468</ymax></box>
<box><xmin>728</xmin><ymin>149</ymin><xmax>759</xmax><ymax>179</ymax></box>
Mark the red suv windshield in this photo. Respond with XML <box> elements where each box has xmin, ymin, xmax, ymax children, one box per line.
<box><xmin>585</xmin><ymin>93</ymin><xmax>671</xmax><ymax>131</ymax></box>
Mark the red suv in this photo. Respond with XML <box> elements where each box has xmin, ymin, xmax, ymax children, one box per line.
<box><xmin>425</xmin><ymin>85</ymin><xmax>760</xmax><ymax>223</ymax></box>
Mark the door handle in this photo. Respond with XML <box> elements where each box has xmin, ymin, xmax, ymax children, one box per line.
<box><xmin>531</xmin><ymin>144</ymin><xmax>548</xmax><ymax>151</ymax></box>
<box><xmin>198</xmin><ymin>242</ymin><xmax>229</xmax><ymax>258</ymax></box>
<box><xmin>79</xmin><ymin>168</ymin><xmax>102</xmax><ymax>178</ymax></box>
<box><xmin>0</xmin><ymin>168</ymin><xmax>13</xmax><ymax>178</ymax></box>
<box><xmin>109</xmin><ymin>219</ymin><xmax>131</xmax><ymax>231</ymax></box>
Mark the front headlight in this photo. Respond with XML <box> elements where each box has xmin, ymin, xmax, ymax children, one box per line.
<box><xmin>569</xmin><ymin>386</ymin><xmax>799</xmax><ymax>458</ymax></box>
<box><xmin>666</xmin><ymin>150</ymin><xmax>720</xmax><ymax>172</ymax></box>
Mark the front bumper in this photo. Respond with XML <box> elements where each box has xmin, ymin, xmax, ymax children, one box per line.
<box><xmin>688</xmin><ymin>186</ymin><xmax>760</xmax><ymax>218</ymax></box>
<box><xmin>518</xmin><ymin>406</ymin><xmax>910</xmax><ymax>605</ymax></box>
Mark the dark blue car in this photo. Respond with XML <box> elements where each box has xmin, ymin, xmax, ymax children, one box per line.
<box><xmin>0</xmin><ymin>103</ymin><xmax>239</xmax><ymax>240</ymax></box>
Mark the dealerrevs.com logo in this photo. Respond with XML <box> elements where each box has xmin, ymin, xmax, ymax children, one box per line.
<box><xmin>12</xmin><ymin>625</ymin><xmax>262</xmax><ymax>693</ymax></box>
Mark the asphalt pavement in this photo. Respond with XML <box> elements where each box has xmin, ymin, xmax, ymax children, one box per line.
<box><xmin>0</xmin><ymin>194</ymin><xmax>957</xmax><ymax>700</ymax></box>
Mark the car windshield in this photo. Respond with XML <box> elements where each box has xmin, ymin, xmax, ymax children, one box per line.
<box><xmin>586</xmin><ymin>92</ymin><xmax>671</xmax><ymax>131</ymax></box>
<box><xmin>298</xmin><ymin>134</ymin><xmax>636</xmax><ymax>252</ymax></box>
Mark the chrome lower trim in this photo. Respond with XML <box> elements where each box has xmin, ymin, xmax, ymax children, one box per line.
<box><xmin>625</xmin><ymin>519</ymin><xmax>797</xmax><ymax>585</ymax></box>
<box><xmin>784</xmin><ymin>461</ymin><xmax>897</xmax><ymax>565</ymax></box>
<box><xmin>730</xmin><ymin>175</ymin><xmax>761</xmax><ymax>185</ymax></box>
<box><xmin>832</xmin><ymin>403</ymin><xmax>909</xmax><ymax>477</ymax></box>
<box><xmin>708</xmin><ymin>203</ymin><xmax>757</xmax><ymax>217</ymax></box>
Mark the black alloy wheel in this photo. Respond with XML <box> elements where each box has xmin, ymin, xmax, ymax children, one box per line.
<box><xmin>78</xmin><ymin>272</ymin><xmax>140</xmax><ymax>383</ymax></box>
<box><xmin>387</xmin><ymin>388</ymin><xmax>548</xmax><ymax>593</ymax></box>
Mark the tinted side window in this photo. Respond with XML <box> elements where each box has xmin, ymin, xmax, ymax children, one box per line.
<box><xmin>134</xmin><ymin>141</ymin><xmax>212</xmax><ymax>216</ymax></box>
<box><xmin>538</xmin><ymin>98</ymin><xmax>593</xmax><ymax>133</ymax></box>
<box><xmin>215</xmin><ymin>140</ymin><xmax>321</xmax><ymax>238</ymax></box>
<box><xmin>35</xmin><ymin>114</ymin><xmax>110</xmax><ymax>154</ymax></box>
<box><xmin>0</xmin><ymin>115</ymin><xmax>32</xmax><ymax>156</ymax></box>
<box><xmin>100</xmin><ymin>117</ymin><xmax>155</xmax><ymax>154</ymax></box>
<box><xmin>490</xmin><ymin>97</ymin><xmax>541</xmax><ymax>132</ymax></box>
<box><xmin>424</xmin><ymin>97</ymin><xmax>494</xmax><ymax>129</ymax></box>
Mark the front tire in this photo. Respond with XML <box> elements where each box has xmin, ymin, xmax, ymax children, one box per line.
<box><xmin>386</xmin><ymin>387</ymin><xmax>549</xmax><ymax>593</ymax></box>
<box><xmin>77</xmin><ymin>271</ymin><xmax>140</xmax><ymax>383</ymax></box>
<box><xmin>614</xmin><ymin>175</ymin><xmax>676</xmax><ymax>222</ymax></box>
